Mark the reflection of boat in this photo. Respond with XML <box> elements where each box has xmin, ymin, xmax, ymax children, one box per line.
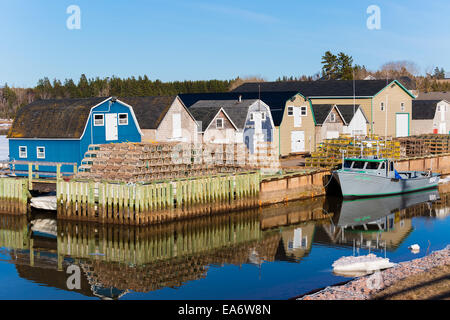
<box><xmin>31</xmin><ymin>219</ymin><xmax>57</xmax><ymax>238</ymax></box>
<box><xmin>336</xmin><ymin>189</ymin><xmax>440</xmax><ymax>228</ymax></box>
<box><xmin>332</xmin><ymin>158</ymin><xmax>440</xmax><ymax>198</ymax></box>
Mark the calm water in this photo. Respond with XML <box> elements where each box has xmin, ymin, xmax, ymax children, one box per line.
<box><xmin>0</xmin><ymin>188</ymin><xmax>448</xmax><ymax>300</ymax></box>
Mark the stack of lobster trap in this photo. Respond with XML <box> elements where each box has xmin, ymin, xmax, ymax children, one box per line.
<box><xmin>76</xmin><ymin>141</ymin><xmax>280</xmax><ymax>182</ymax></box>
<box><xmin>395</xmin><ymin>134</ymin><xmax>450</xmax><ymax>157</ymax></box>
<box><xmin>305</xmin><ymin>135</ymin><xmax>401</xmax><ymax>168</ymax></box>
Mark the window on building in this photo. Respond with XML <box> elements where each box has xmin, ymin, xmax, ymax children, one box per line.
<box><xmin>261</xmin><ymin>112</ymin><xmax>266</xmax><ymax>121</ymax></box>
<box><xmin>216</xmin><ymin>118</ymin><xmax>224</xmax><ymax>129</ymax></box>
<box><xmin>287</xmin><ymin>106</ymin><xmax>294</xmax><ymax>116</ymax></box>
<box><xmin>94</xmin><ymin>114</ymin><xmax>104</xmax><ymax>126</ymax></box>
<box><xmin>438</xmin><ymin>105</ymin><xmax>441</xmax><ymax>112</ymax></box>
<box><xmin>118</xmin><ymin>113</ymin><xmax>128</xmax><ymax>125</ymax></box>
<box><xmin>300</xmin><ymin>106</ymin><xmax>307</xmax><ymax>116</ymax></box>
<box><xmin>37</xmin><ymin>147</ymin><xmax>45</xmax><ymax>159</ymax></box>
<box><xmin>250</xmin><ymin>113</ymin><xmax>254</xmax><ymax>121</ymax></box>
<box><xmin>400</xmin><ymin>102</ymin><xmax>405</xmax><ymax>112</ymax></box>
<box><xmin>380</xmin><ymin>102</ymin><xmax>385</xmax><ymax>111</ymax></box>
<box><xmin>19</xmin><ymin>146</ymin><xmax>27</xmax><ymax>158</ymax></box>
<box><xmin>330</xmin><ymin>113</ymin><xmax>336</xmax><ymax>122</ymax></box>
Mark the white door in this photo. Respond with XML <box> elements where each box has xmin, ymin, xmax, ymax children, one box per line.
<box><xmin>395</xmin><ymin>114</ymin><xmax>409</xmax><ymax>137</ymax></box>
<box><xmin>172</xmin><ymin>113</ymin><xmax>181</xmax><ymax>138</ymax></box>
<box><xmin>253</xmin><ymin>112</ymin><xmax>262</xmax><ymax>134</ymax></box>
<box><xmin>439</xmin><ymin>122</ymin><xmax>446</xmax><ymax>134</ymax></box>
<box><xmin>105</xmin><ymin>113</ymin><xmax>118</xmax><ymax>141</ymax></box>
<box><xmin>326</xmin><ymin>131</ymin><xmax>340</xmax><ymax>139</ymax></box>
<box><xmin>293</xmin><ymin>228</ymin><xmax>302</xmax><ymax>249</ymax></box>
<box><xmin>291</xmin><ymin>131</ymin><xmax>305</xmax><ymax>153</ymax></box>
<box><xmin>293</xmin><ymin>107</ymin><xmax>302</xmax><ymax>127</ymax></box>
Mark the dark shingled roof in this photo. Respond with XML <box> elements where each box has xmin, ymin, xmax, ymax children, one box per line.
<box><xmin>119</xmin><ymin>96</ymin><xmax>178</xmax><ymax>130</ymax></box>
<box><xmin>189</xmin><ymin>106</ymin><xmax>223</xmax><ymax>132</ymax></box>
<box><xmin>231</xmin><ymin>79</ymin><xmax>414</xmax><ymax>97</ymax></box>
<box><xmin>412</xmin><ymin>100</ymin><xmax>441</xmax><ymax>120</ymax></box>
<box><xmin>179</xmin><ymin>92</ymin><xmax>297</xmax><ymax>126</ymax></box>
<box><xmin>8</xmin><ymin>97</ymin><xmax>108</xmax><ymax>139</ymax></box>
<box><xmin>188</xmin><ymin>99</ymin><xmax>256</xmax><ymax>130</ymax></box>
<box><xmin>311</xmin><ymin>104</ymin><xmax>367</xmax><ymax>125</ymax></box>
<box><xmin>312</xmin><ymin>105</ymin><xmax>334</xmax><ymax>125</ymax></box>
<box><xmin>416</xmin><ymin>92</ymin><xmax>450</xmax><ymax>101</ymax></box>
<box><xmin>335</xmin><ymin>105</ymin><xmax>367</xmax><ymax>125</ymax></box>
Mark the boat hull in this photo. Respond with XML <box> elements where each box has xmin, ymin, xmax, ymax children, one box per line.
<box><xmin>333</xmin><ymin>171</ymin><xmax>440</xmax><ymax>198</ymax></box>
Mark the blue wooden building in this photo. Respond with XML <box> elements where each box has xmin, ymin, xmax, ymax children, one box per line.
<box><xmin>8</xmin><ymin>97</ymin><xmax>142</xmax><ymax>175</ymax></box>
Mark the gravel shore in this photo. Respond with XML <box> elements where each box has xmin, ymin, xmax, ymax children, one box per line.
<box><xmin>299</xmin><ymin>245</ymin><xmax>450</xmax><ymax>300</ymax></box>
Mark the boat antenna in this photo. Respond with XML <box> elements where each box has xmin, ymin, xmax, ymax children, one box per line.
<box><xmin>385</xmin><ymin>70</ymin><xmax>388</xmax><ymax>145</ymax></box>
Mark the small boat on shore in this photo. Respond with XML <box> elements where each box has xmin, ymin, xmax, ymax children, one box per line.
<box><xmin>332</xmin><ymin>157</ymin><xmax>440</xmax><ymax>198</ymax></box>
<box><xmin>31</xmin><ymin>195</ymin><xmax>57</xmax><ymax>211</ymax></box>
<box><xmin>332</xmin><ymin>254</ymin><xmax>396</xmax><ymax>277</ymax></box>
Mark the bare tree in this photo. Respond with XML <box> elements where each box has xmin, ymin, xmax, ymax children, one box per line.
<box><xmin>228</xmin><ymin>76</ymin><xmax>266</xmax><ymax>91</ymax></box>
<box><xmin>378</xmin><ymin>60</ymin><xmax>420</xmax><ymax>77</ymax></box>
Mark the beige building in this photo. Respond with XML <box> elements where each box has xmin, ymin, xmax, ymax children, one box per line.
<box><xmin>187</xmin><ymin>99</ymin><xmax>276</xmax><ymax>154</ymax></box>
<box><xmin>411</xmin><ymin>100</ymin><xmax>450</xmax><ymax>135</ymax></box>
<box><xmin>232</xmin><ymin>79</ymin><xmax>416</xmax><ymax>156</ymax></box>
<box><xmin>188</xmin><ymin>105</ymin><xmax>238</xmax><ymax>144</ymax></box>
<box><xmin>121</xmin><ymin>96</ymin><xmax>198</xmax><ymax>143</ymax></box>
<box><xmin>313</xmin><ymin>104</ymin><xmax>368</xmax><ymax>145</ymax></box>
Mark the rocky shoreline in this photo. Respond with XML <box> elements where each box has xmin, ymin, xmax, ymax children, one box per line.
<box><xmin>299</xmin><ymin>245</ymin><xmax>450</xmax><ymax>300</ymax></box>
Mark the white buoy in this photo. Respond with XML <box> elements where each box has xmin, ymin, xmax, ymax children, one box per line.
<box><xmin>408</xmin><ymin>244</ymin><xmax>420</xmax><ymax>253</ymax></box>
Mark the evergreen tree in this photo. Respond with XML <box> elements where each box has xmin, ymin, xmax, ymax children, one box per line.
<box><xmin>336</xmin><ymin>52</ymin><xmax>354</xmax><ymax>80</ymax></box>
<box><xmin>321</xmin><ymin>51</ymin><xmax>338</xmax><ymax>79</ymax></box>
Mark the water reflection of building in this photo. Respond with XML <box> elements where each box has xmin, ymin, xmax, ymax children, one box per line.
<box><xmin>2</xmin><ymin>190</ymin><xmax>447</xmax><ymax>298</ymax></box>
<box><xmin>0</xmin><ymin>210</ymin><xmax>282</xmax><ymax>297</ymax></box>
<box><xmin>0</xmin><ymin>196</ymin><xmax>336</xmax><ymax>298</ymax></box>
<box><xmin>274</xmin><ymin>223</ymin><xmax>316</xmax><ymax>262</ymax></box>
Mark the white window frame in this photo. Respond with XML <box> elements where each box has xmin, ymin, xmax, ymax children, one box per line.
<box><xmin>380</xmin><ymin>102</ymin><xmax>385</xmax><ymax>111</ymax></box>
<box><xmin>287</xmin><ymin>106</ymin><xmax>294</xmax><ymax>116</ymax></box>
<box><xmin>36</xmin><ymin>146</ymin><xmax>45</xmax><ymax>159</ymax></box>
<box><xmin>94</xmin><ymin>114</ymin><xmax>104</xmax><ymax>126</ymax></box>
<box><xmin>300</xmin><ymin>106</ymin><xmax>307</xmax><ymax>116</ymax></box>
<box><xmin>216</xmin><ymin>118</ymin><xmax>224</xmax><ymax>129</ymax></box>
<box><xmin>400</xmin><ymin>102</ymin><xmax>405</xmax><ymax>112</ymax></box>
<box><xmin>19</xmin><ymin>146</ymin><xmax>27</xmax><ymax>158</ymax></box>
<box><xmin>118</xmin><ymin>113</ymin><xmax>128</xmax><ymax>125</ymax></box>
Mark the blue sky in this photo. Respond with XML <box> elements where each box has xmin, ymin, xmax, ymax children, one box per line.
<box><xmin>1</xmin><ymin>0</ymin><xmax>449</xmax><ymax>87</ymax></box>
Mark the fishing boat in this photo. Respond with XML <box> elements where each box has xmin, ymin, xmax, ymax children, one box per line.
<box><xmin>332</xmin><ymin>157</ymin><xmax>440</xmax><ymax>198</ymax></box>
